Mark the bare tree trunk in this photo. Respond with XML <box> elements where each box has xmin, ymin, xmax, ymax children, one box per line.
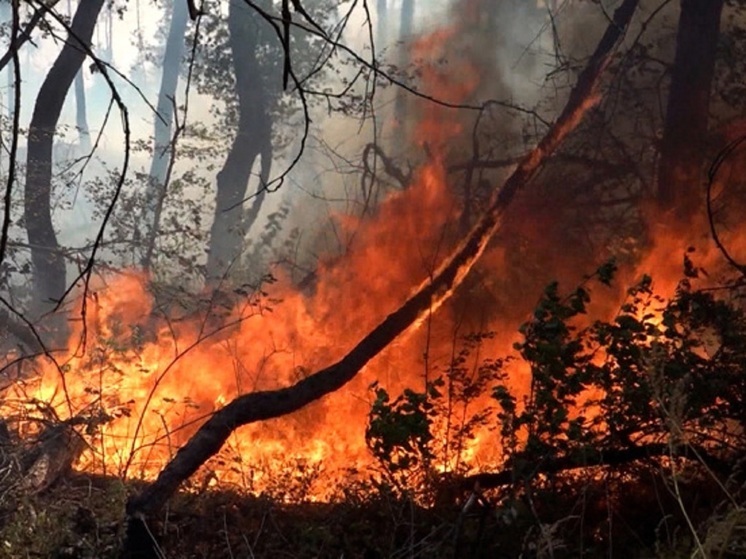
<box><xmin>25</xmin><ymin>0</ymin><xmax>105</xmax><ymax>316</ymax></box>
<box><xmin>68</xmin><ymin>0</ymin><xmax>91</xmax><ymax>153</ymax></box>
<box><xmin>122</xmin><ymin>3</ymin><xmax>639</xmax><ymax>554</ymax></box>
<box><xmin>400</xmin><ymin>0</ymin><xmax>414</xmax><ymax>37</ymax></box>
<box><xmin>656</xmin><ymin>0</ymin><xmax>724</xmax><ymax>218</ymax></box>
<box><xmin>376</xmin><ymin>0</ymin><xmax>387</xmax><ymax>47</ymax></box>
<box><xmin>394</xmin><ymin>0</ymin><xmax>414</xmax><ymax>131</ymax></box>
<box><xmin>74</xmin><ymin>70</ymin><xmax>91</xmax><ymax>152</ymax></box>
<box><xmin>0</xmin><ymin>1</ymin><xmax>12</xmax><ymax>123</ymax></box>
<box><xmin>142</xmin><ymin>0</ymin><xmax>189</xmax><ymax>268</ymax></box>
<box><xmin>205</xmin><ymin>2</ymin><xmax>275</xmax><ymax>280</ymax></box>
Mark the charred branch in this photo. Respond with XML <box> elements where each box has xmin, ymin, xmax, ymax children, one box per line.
<box><xmin>706</xmin><ymin>134</ymin><xmax>746</xmax><ymax>275</ymax></box>
<box><xmin>461</xmin><ymin>442</ymin><xmax>732</xmax><ymax>491</ymax></box>
<box><xmin>362</xmin><ymin>142</ymin><xmax>412</xmax><ymax>189</ymax></box>
<box><xmin>19</xmin><ymin>422</ymin><xmax>86</xmax><ymax>494</ymax></box>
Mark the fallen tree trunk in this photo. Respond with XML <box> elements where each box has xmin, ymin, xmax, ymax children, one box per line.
<box><xmin>124</xmin><ymin>0</ymin><xmax>639</xmax><ymax>544</ymax></box>
<box><xmin>20</xmin><ymin>422</ymin><xmax>86</xmax><ymax>493</ymax></box>
<box><xmin>460</xmin><ymin>442</ymin><xmax>732</xmax><ymax>491</ymax></box>
<box><xmin>0</xmin><ymin>419</ymin><xmax>86</xmax><ymax>497</ymax></box>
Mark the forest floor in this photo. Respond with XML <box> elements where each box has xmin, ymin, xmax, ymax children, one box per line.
<box><xmin>1</xmin><ymin>466</ymin><xmax>742</xmax><ymax>559</ymax></box>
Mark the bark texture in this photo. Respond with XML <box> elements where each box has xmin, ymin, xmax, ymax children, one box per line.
<box><xmin>20</xmin><ymin>423</ymin><xmax>86</xmax><ymax>493</ymax></box>
<box><xmin>25</xmin><ymin>0</ymin><xmax>105</xmax><ymax>314</ymax></box>
<box><xmin>123</xmin><ymin>3</ymin><xmax>640</xmax><ymax>545</ymax></box>
<box><xmin>206</xmin><ymin>2</ymin><xmax>275</xmax><ymax>279</ymax></box>
<box><xmin>657</xmin><ymin>0</ymin><xmax>724</xmax><ymax>218</ymax></box>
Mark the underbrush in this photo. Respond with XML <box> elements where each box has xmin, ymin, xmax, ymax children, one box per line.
<box><xmin>0</xmin><ymin>463</ymin><xmax>743</xmax><ymax>558</ymax></box>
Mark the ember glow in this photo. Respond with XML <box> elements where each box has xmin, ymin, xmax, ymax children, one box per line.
<box><xmin>1</xmin><ymin>26</ymin><xmax>495</xmax><ymax>498</ymax></box>
<box><xmin>12</xmin><ymin>204</ymin><xmax>723</xmax><ymax>500</ymax></box>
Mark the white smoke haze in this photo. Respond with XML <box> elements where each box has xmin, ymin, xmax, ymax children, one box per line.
<box><xmin>0</xmin><ymin>0</ymin><xmax>619</xmax><ymax>307</ymax></box>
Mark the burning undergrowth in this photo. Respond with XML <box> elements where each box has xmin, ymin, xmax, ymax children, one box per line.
<box><xmin>2</xmin><ymin>3</ymin><xmax>746</xmax><ymax>557</ymax></box>
<box><xmin>3</xmin><ymin>153</ymin><xmax>744</xmax><ymax>502</ymax></box>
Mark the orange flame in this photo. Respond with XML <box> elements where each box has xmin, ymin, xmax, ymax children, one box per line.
<box><xmin>4</xmin><ymin>15</ymin><xmax>743</xmax><ymax>502</ymax></box>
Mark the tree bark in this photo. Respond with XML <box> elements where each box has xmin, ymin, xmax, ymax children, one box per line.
<box><xmin>142</xmin><ymin>0</ymin><xmax>189</xmax><ymax>268</ymax></box>
<box><xmin>205</xmin><ymin>2</ymin><xmax>274</xmax><ymax>280</ymax></box>
<box><xmin>24</xmin><ymin>0</ymin><xmax>105</xmax><ymax>315</ymax></box>
<box><xmin>656</xmin><ymin>0</ymin><xmax>724</xmax><ymax>218</ymax></box>
<box><xmin>20</xmin><ymin>422</ymin><xmax>86</xmax><ymax>493</ymax></box>
<box><xmin>123</xmin><ymin>2</ymin><xmax>639</xmax><ymax>544</ymax></box>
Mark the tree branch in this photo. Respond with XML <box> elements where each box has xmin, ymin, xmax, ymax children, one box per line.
<box><xmin>461</xmin><ymin>442</ymin><xmax>731</xmax><ymax>490</ymax></box>
<box><xmin>0</xmin><ymin>2</ymin><xmax>59</xmax><ymax>74</ymax></box>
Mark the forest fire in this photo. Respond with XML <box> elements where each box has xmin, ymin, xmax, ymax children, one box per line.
<box><xmin>8</xmin><ymin>176</ymin><xmax>731</xmax><ymax>502</ymax></box>
<box><xmin>8</xmin><ymin>159</ymin><xmax>475</xmax><ymax>497</ymax></box>
<box><xmin>2</xmin><ymin>26</ymin><xmax>489</xmax><ymax>498</ymax></box>
<box><xmin>3</xmin><ymin>0</ymin><xmax>746</xmax><ymax>556</ymax></box>
<box><xmin>4</xmin><ymin>1</ymin><xmax>736</xmax><ymax>505</ymax></box>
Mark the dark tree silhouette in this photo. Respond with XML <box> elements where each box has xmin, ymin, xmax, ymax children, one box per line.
<box><xmin>657</xmin><ymin>0</ymin><xmax>725</xmax><ymax>218</ymax></box>
<box><xmin>24</xmin><ymin>0</ymin><xmax>105</xmax><ymax>318</ymax></box>
<box><xmin>206</xmin><ymin>1</ymin><xmax>276</xmax><ymax>279</ymax></box>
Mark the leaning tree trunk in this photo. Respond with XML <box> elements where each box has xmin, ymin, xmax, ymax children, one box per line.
<box><xmin>142</xmin><ymin>0</ymin><xmax>189</xmax><ymax>268</ymax></box>
<box><xmin>25</xmin><ymin>0</ymin><xmax>105</xmax><ymax>317</ymax></box>
<box><xmin>122</xmin><ymin>2</ymin><xmax>639</xmax><ymax>555</ymax></box>
<box><xmin>656</xmin><ymin>0</ymin><xmax>724</xmax><ymax>219</ymax></box>
<box><xmin>205</xmin><ymin>2</ymin><xmax>274</xmax><ymax>280</ymax></box>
